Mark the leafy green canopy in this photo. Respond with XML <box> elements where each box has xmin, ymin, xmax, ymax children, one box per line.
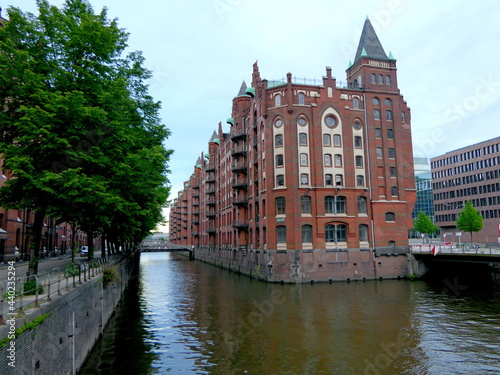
<box><xmin>0</xmin><ymin>0</ymin><xmax>172</xmax><ymax>267</ymax></box>
<box><xmin>413</xmin><ymin>211</ymin><xmax>439</xmax><ymax>237</ymax></box>
<box><xmin>456</xmin><ymin>201</ymin><xmax>483</xmax><ymax>243</ymax></box>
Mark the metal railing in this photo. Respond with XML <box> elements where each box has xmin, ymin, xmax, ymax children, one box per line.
<box><xmin>0</xmin><ymin>254</ymin><xmax>123</xmax><ymax>324</ymax></box>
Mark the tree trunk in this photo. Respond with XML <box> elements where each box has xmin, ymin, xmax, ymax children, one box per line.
<box><xmin>70</xmin><ymin>223</ymin><xmax>77</xmax><ymax>263</ymax></box>
<box><xmin>101</xmin><ymin>233</ymin><xmax>106</xmax><ymax>258</ymax></box>
<box><xmin>27</xmin><ymin>208</ymin><xmax>46</xmax><ymax>277</ymax></box>
<box><xmin>87</xmin><ymin>231</ymin><xmax>94</xmax><ymax>261</ymax></box>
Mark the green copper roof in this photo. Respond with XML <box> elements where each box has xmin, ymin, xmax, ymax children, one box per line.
<box><xmin>227</xmin><ymin>117</ymin><xmax>234</xmax><ymax>126</ymax></box>
<box><xmin>246</xmin><ymin>87</ymin><xmax>255</xmax><ymax>97</ymax></box>
<box><xmin>361</xmin><ymin>47</ymin><xmax>368</xmax><ymax>57</ymax></box>
<box><xmin>389</xmin><ymin>51</ymin><xmax>395</xmax><ymax>60</ymax></box>
<box><xmin>213</xmin><ymin>138</ymin><xmax>220</xmax><ymax>145</ymax></box>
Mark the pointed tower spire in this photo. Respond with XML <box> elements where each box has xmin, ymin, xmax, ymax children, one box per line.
<box><xmin>354</xmin><ymin>18</ymin><xmax>388</xmax><ymax>63</ymax></box>
<box><xmin>237</xmin><ymin>81</ymin><xmax>247</xmax><ymax>97</ymax></box>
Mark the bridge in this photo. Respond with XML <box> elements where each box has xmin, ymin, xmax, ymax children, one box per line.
<box><xmin>138</xmin><ymin>239</ymin><xmax>193</xmax><ymax>259</ymax></box>
<box><xmin>410</xmin><ymin>244</ymin><xmax>500</xmax><ymax>283</ymax></box>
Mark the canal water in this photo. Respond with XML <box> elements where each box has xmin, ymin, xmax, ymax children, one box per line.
<box><xmin>79</xmin><ymin>252</ymin><xmax>500</xmax><ymax>375</ymax></box>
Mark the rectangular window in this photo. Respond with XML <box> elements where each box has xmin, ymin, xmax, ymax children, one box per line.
<box><xmin>276</xmin><ymin>174</ymin><xmax>284</xmax><ymax>186</ymax></box>
<box><xmin>335</xmin><ymin>174</ymin><xmax>343</xmax><ymax>187</ymax></box>
<box><xmin>356</xmin><ymin>155</ymin><xmax>363</xmax><ymax>167</ymax></box>
<box><xmin>376</xmin><ymin>147</ymin><xmax>383</xmax><ymax>159</ymax></box>
<box><xmin>325</xmin><ymin>174</ymin><xmax>333</xmax><ymax>186</ymax></box>
<box><xmin>387</xmin><ymin>129</ymin><xmax>394</xmax><ymax>139</ymax></box>
<box><xmin>275</xmin><ymin>134</ymin><xmax>283</xmax><ymax>147</ymax></box>
<box><xmin>374</xmin><ymin>109</ymin><xmax>380</xmax><ymax>120</ymax></box>
<box><xmin>356</xmin><ymin>175</ymin><xmax>364</xmax><ymax>186</ymax></box>
<box><xmin>375</xmin><ymin>128</ymin><xmax>381</xmax><ymax>139</ymax></box>
<box><xmin>301</xmin><ymin>196</ymin><xmax>311</xmax><ymax>214</ymax></box>
<box><xmin>276</xmin><ymin>197</ymin><xmax>286</xmax><ymax>215</ymax></box>
<box><xmin>390</xmin><ymin>167</ymin><xmax>396</xmax><ymax>177</ymax></box>
<box><xmin>386</xmin><ymin>110</ymin><xmax>393</xmax><ymax>121</ymax></box>
<box><xmin>277</xmin><ymin>226</ymin><xmax>286</xmax><ymax>243</ymax></box>
<box><xmin>391</xmin><ymin>186</ymin><xmax>397</xmax><ymax>196</ymax></box>
<box><xmin>354</xmin><ymin>136</ymin><xmax>362</xmax><ymax>148</ymax></box>
<box><xmin>388</xmin><ymin>148</ymin><xmax>395</xmax><ymax>159</ymax></box>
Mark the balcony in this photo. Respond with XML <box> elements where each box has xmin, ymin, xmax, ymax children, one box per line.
<box><xmin>206</xmin><ymin>210</ymin><xmax>216</xmax><ymax>218</ymax></box>
<box><xmin>231</xmin><ymin>144</ymin><xmax>248</xmax><ymax>157</ymax></box>
<box><xmin>231</xmin><ymin>177</ymin><xmax>248</xmax><ymax>190</ymax></box>
<box><xmin>205</xmin><ymin>174</ymin><xmax>216</xmax><ymax>183</ymax></box>
<box><xmin>206</xmin><ymin>227</ymin><xmax>216</xmax><ymax>234</ymax></box>
<box><xmin>206</xmin><ymin>164</ymin><xmax>216</xmax><ymax>172</ymax></box>
<box><xmin>232</xmin><ymin>220</ymin><xmax>249</xmax><ymax>231</ymax></box>
<box><xmin>231</xmin><ymin>162</ymin><xmax>248</xmax><ymax>173</ymax></box>
<box><xmin>206</xmin><ymin>199</ymin><xmax>216</xmax><ymax>206</ymax></box>
<box><xmin>232</xmin><ymin>195</ymin><xmax>248</xmax><ymax>207</ymax></box>
<box><xmin>206</xmin><ymin>187</ymin><xmax>216</xmax><ymax>195</ymax></box>
<box><xmin>231</xmin><ymin>129</ymin><xmax>247</xmax><ymax>141</ymax></box>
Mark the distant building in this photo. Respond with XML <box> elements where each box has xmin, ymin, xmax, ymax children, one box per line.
<box><xmin>170</xmin><ymin>18</ymin><xmax>416</xmax><ymax>282</ymax></box>
<box><xmin>411</xmin><ymin>157</ymin><xmax>434</xmax><ymax>236</ymax></box>
<box><xmin>431</xmin><ymin>136</ymin><xmax>500</xmax><ymax>244</ymax></box>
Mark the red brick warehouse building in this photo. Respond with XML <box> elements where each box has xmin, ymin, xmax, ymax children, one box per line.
<box><xmin>170</xmin><ymin>18</ymin><xmax>416</xmax><ymax>282</ymax></box>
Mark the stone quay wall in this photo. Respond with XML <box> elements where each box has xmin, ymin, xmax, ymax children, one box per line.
<box><xmin>0</xmin><ymin>252</ymin><xmax>138</xmax><ymax>375</ymax></box>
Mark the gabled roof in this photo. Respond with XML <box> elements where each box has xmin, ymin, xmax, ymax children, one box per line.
<box><xmin>354</xmin><ymin>18</ymin><xmax>388</xmax><ymax>63</ymax></box>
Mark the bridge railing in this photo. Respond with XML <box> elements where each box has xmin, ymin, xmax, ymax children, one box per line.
<box><xmin>0</xmin><ymin>254</ymin><xmax>124</xmax><ymax>324</ymax></box>
<box><xmin>411</xmin><ymin>244</ymin><xmax>500</xmax><ymax>255</ymax></box>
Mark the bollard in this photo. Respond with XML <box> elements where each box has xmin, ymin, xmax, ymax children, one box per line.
<box><xmin>47</xmin><ymin>274</ymin><xmax>52</xmax><ymax>302</ymax></box>
<box><xmin>17</xmin><ymin>278</ymin><xmax>25</xmax><ymax>317</ymax></box>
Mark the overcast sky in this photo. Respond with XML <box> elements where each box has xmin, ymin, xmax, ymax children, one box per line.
<box><xmin>8</xmin><ymin>0</ymin><xmax>500</xmax><ymax>231</ymax></box>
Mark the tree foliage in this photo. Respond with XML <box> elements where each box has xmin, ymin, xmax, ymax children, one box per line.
<box><xmin>456</xmin><ymin>201</ymin><xmax>483</xmax><ymax>243</ymax></box>
<box><xmin>0</xmin><ymin>0</ymin><xmax>172</xmax><ymax>274</ymax></box>
<box><xmin>413</xmin><ymin>211</ymin><xmax>439</xmax><ymax>240</ymax></box>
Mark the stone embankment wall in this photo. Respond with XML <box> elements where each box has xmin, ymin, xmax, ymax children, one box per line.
<box><xmin>188</xmin><ymin>247</ymin><xmax>409</xmax><ymax>283</ymax></box>
<box><xmin>0</xmin><ymin>252</ymin><xmax>138</xmax><ymax>375</ymax></box>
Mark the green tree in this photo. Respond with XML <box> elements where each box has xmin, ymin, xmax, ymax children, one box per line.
<box><xmin>0</xmin><ymin>0</ymin><xmax>171</xmax><ymax>273</ymax></box>
<box><xmin>456</xmin><ymin>201</ymin><xmax>483</xmax><ymax>243</ymax></box>
<box><xmin>413</xmin><ymin>211</ymin><xmax>439</xmax><ymax>242</ymax></box>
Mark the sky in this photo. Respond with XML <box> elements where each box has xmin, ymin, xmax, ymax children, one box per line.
<box><xmin>7</xmin><ymin>0</ymin><xmax>500</xmax><ymax>232</ymax></box>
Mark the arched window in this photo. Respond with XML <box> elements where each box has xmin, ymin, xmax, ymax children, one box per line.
<box><xmin>299</xmin><ymin>133</ymin><xmax>308</xmax><ymax>146</ymax></box>
<box><xmin>276</xmin><ymin>154</ymin><xmax>283</xmax><ymax>167</ymax></box>
<box><xmin>324</xmin><ymin>154</ymin><xmax>332</xmax><ymax>167</ymax></box>
<box><xmin>298</xmin><ymin>92</ymin><xmax>305</xmax><ymax>105</ymax></box>
<box><xmin>302</xmin><ymin>224</ymin><xmax>312</xmax><ymax>243</ymax></box>
<box><xmin>353</xmin><ymin>97</ymin><xmax>359</xmax><ymax>109</ymax></box>
<box><xmin>334</xmin><ymin>154</ymin><xmax>342</xmax><ymax>167</ymax></box>
<box><xmin>276</xmin><ymin>174</ymin><xmax>284</xmax><ymax>187</ymax></box>
<box><xmin>300</xmin><ymin>153</ymin><xmax>308</xmax><ymax>167</ymax></box>
<box><xmin>277</xmin><ymin>226</ymin><xmax>286</xmax><ymax>243</ymax></box>
<box><xmin>385</xmin><ymin>75</ymin><xmax>391</xmax><ymax>85</ymax></box>
<box><xmin>275</xmin><ymin>94</ymin><xmax>281</xmax><ymax>106</ymax></box>
<box><xmin>378</xmin><ymin>74</ymin><xmax>384</xmax><ymax>84</ymax></box>
<box><xmin>355</xmin><ymin>155</ymin><xmax>363</xmax><ymax>167</ymax></box>
<box><xmin>385</xmin><ymin>212</ymin><xmax>395</xmax><ymax>222</ymax></box>
<box><xmin>333</xmin><ymin>134</ymin><xmax>342</xmax><ymax>147</ymax></box>
<box><xmin>325</xmin><ymin>174</ymin><xmax>333</xmax><ymax>186</ymax></box>
<box><xmin>276</xmin><ymin>197</ymin><xmax>286</xmax><ymax>214</ymax></box>
<box><xmin>275</xmin><ymin>134</ymin><xmax>283</xmax><ymax>147</ymax></box>
<box><xmin>325</xmin><ymin>224</ymin><xmax>347</xmax><ymax>242</ymax></box>
<box><xmin>323</xmin><ymin>134</ymin><xmax>331</xmax><ymax>146</ymax></box>
<box><xmin>359</xmin><ymin>224</ymin><xmax>369</xmax><ymax>242</ymax></box>
<box><xmin>300</xmin><ymin>173</ymin><xmax>309</xmax><ymax>185</ymax></box>
<box><xmin>371</xmin><ymin>74</ymin><xmax>376</xmax><ymax>84</ymax></box>
<box><xmin>357</xmin><ymin>196</ymin><xmax>367</xmax><ymax>214</ymax></box>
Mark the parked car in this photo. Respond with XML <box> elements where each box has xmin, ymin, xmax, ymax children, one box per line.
<box><xmin>80</xmin><ymin>246</ymin><xmax>89</xmax><ymax>256</ymax></box>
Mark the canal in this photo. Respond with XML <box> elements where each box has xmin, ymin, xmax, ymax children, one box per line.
<box><xmin>79</xmin><ymin>252</ymin><xmax>500</xmax><ymax>374</ymax></box>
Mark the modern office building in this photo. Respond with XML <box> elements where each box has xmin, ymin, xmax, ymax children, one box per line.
<box><xmin>410</xmin><ymin>157</ymin><xmax>434</xmax><ymax>237</ymax></box>
<box><xmin>170</xmin><ymin>18</ymin><xmax>416</xmax><ymax>282</ymax></box>
<box><xmin>432</xmin><ymin>136</ymin><xmax>500</xmax><ymax>244</ymax></box>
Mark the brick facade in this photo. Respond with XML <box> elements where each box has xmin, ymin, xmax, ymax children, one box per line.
<box><xmin>170</xmin><ymin>19</ymin><xmax>416</xmax><ymax>282</ymax></box>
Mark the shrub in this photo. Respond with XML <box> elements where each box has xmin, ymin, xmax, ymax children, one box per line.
<box><xmin>102</xmin><ymin>267</ymin><xmax>120</xmax><ymax>286</ymax></box>
<box><xmin>64</xmin><ymin>263</ymin><xmax>80</xmax><ymax>278</ymax></box>
<box><xmin>23</xmin><ymin>279</ymin><xmax>44</xmax><ymax>295</ymax></box>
